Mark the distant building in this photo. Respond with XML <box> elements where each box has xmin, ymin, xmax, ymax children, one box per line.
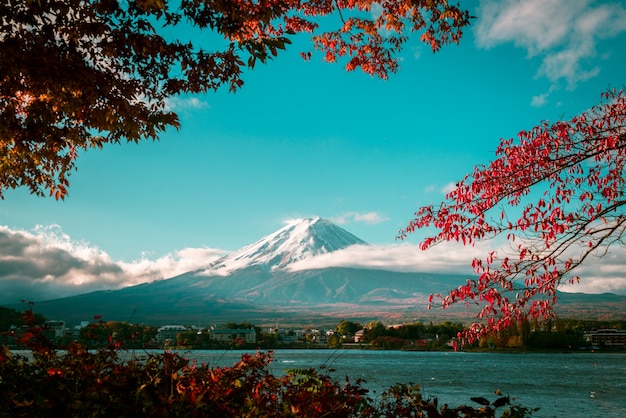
<box><xmin>66</xmin><ymin>321</ymin><xmax>90</xmax><ymax>341</ymax></box>
<box><xmin>156</xmin><ymin>325</ymin><xmax>187</xmax><ymax>344</ymax></box>
<box><xmin>209</xmin><ymin>328</ymin><xmax>256</xmax><ymax>344</ymax></box>
<box><xmin>43</xmin><ymin>320</ymin><xmax>66</xmax><ymax>342</ymax></box>
<box><xmin>354</xmin><ymin>330</ymin><xmax>365</xmax><ymax>343</ymax></box>
<box><xmin>281</xmin><ymin>335</ymin><xmax>298</xmax><ymax>343</ymax></box>
<box><xmin>585</xmin><ymin>329</ymin><xmax>626</xmax><ymax>347</ymax></box>
<box><xmin>267</xmin><ymin>327</ymin><xmax>298</xmax><ymax>343</ymax></box>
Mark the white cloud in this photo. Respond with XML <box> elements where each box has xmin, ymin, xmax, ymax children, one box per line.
<box><xmin>164</xmin><ymin>96</ymin><xmax>209</xmax><ymax>112</ymax></box>
<box><xmin>287</xmin><ymin>241</ymin><xmax>489</xmax><ymax>274</ymax></box>
<box><xmin>287</xmin><ymin>240</ymin><xmax>626</xmax><ymax>295</ymax></box>
<box><xmin>0</xmin><ymin>225</ymin><xmax>226</xmax><ymax>304</ymax></box>
<box><xmin>560</xmin><ymin>248</ymin><xmax>626</xmax><ymax>294</ymax></box>
<box><xmin>475</xmin><ymin>0</ymin><xmax>626</xmax><ymax>88</ymax></box>
<box><xmin>331</xmin><ymin>211</ymin><xmax>389</xmax><ymax>225</ymax></box>
<box><xmin>441</xmin><ymin>182</ymin><xmax>456</xmax><ymax>195</ymax></box>
<box><xmin>561</xmin><ymin>276</ymin><xmax>626</xmax><ymax>294</ymax></box>
<box><xmin>536</xmin><ymin>39</ymin><xmax>600</xmax><ymax>87</ymax></box>
<box><xmin>531</xmin><ymin>92</ymin><xmax>550</xmax><ymax>108</ymax></box>
<box><xmin>476</xmin><ymin>0</ymin><xmax>584</xmax><ymax>53</ymax></box>
<box><xmin>530</xmin><ymin>85</ymin><xmax>558</xmax><ymax>107</ymax></box>
<box><xmin>118</xmin><ymin>247</ymin><xmax>227</xmax><ymax>284</ymax></box>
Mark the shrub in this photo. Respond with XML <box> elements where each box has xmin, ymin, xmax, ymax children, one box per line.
<box><xmin>0</xmin><ymin>308</ymin><xmax>537</xmax><ymax>417</ymax></box>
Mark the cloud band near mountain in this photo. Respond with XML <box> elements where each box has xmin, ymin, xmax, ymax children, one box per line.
<box><xmin>0</xmin><ymin>224</ymin><xmax>625</xmax><ymax>305</ymax></box>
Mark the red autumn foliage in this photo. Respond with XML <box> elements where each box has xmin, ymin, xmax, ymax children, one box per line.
<box><xmin>0</xmin><ymin>0</ymin><xmax>471</xmax><ymax>199</ymax></box>
<box><xmin>400</xmin><ymin>89</ymin><xmax>626</xmax><ymax>342</ymax></box>
<box><xmin>0</xmin><ymin>307</ymin><xmax>536</xmax><ymax>417</ymax></box>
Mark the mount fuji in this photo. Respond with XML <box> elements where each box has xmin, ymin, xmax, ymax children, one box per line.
<box><xmin>204</xmin><ymin>217</ymin><xmax>366</xmax><ymax>274</ymax></box>
<box><xmin>22</xmin><ymin>217</ymin><xmax>626</xmax><ymax>326</ymax></box>
<box><xmin>142</xmin><ymin>217</ymin><xmax>460</xmax><ymax>307</ymax></box>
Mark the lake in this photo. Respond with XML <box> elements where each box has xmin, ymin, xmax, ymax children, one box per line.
<box><xmin>11</xmin><ymin>347</ymin><xmax>625</xmax><ymax>416</ymax></box>
<box><xmin>176</xmin><ymin>349</ymin><xmax>625</xmax><ymax>418</ymax></box>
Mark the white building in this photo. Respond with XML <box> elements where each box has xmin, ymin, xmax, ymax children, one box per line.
<box><xmin>156</xmin><ymin>325</ymin><xmax>187</xmax><ymax>344</ymax></box>
<box><xmin>585</xmin><ymin>329</ymin><xmax>626</xmax><ymax>346</ymax></box>
<box><xmin>209</xmin><ymin>328</ymin><xmax>256</xmax><ymax>344</ymax></box>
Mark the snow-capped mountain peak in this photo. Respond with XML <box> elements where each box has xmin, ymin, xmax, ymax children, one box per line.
<box><xmin>205</xmin><ymin>217</ymin><xmax>366</xmax><ymax>274</ymax></box>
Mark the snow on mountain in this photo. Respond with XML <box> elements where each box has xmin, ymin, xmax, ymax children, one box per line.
<box><xmin>203</xmin><ymin>217</ymin><xmax>366</xmax><ymax>275</ymax></box>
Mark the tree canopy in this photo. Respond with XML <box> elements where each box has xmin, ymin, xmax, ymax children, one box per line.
<box><xmin>400</xmin><ymin>89</ymin><xmax>626</xmax><ymax>342</ymax></box>
<box><xmin>0</xmin><ymin>0</ymin><xmax>470</xmax><ymax>199</ymax></box>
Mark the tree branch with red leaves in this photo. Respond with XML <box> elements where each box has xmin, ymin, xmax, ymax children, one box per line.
<box><xmin>399</xmin><ymin>89</ymin><xmax>626</xmax><ymax>342</ymax></box>
<box><xmin>0</xmin><ymin>0</ymin><xmax>470</xmax><ymax>199</ymax></box>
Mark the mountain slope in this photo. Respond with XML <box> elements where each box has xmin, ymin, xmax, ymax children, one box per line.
<box><xmin>27</xmin><ymin>267</ymin><xmax>471</xmax><ymax>325</ymax></box>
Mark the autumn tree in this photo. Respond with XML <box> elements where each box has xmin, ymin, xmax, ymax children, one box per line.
<box><xmin>0</xmin><ymin>0</ymin><xmax>470</xmax><ymax>199</ymax></box>
<box><xmin>336</xmin><ymin>319</ymin><xmax>362</xmax><ymax>336</ymax></box>
<box><xmin>400</xmin><ymin>89</ymin><xmax>626</xmax><ymax>342</ymax></box>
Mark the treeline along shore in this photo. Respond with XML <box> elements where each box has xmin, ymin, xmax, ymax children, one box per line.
<box><xmin>2</xmin><ymin>306</ymin><xmax>625</xmax><ymax>352</ymax></box>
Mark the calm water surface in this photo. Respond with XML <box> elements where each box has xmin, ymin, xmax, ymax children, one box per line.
<box><xmin>178</xmin><ymin>349</ymin><xmax>625</xmax><ymax>418</ymax></box>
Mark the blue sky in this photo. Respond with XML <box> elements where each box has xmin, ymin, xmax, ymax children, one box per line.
<box><xmin>1</xmin><ymin>0</ymin><xmax>626</xmax><ymax>303</ymax></box>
